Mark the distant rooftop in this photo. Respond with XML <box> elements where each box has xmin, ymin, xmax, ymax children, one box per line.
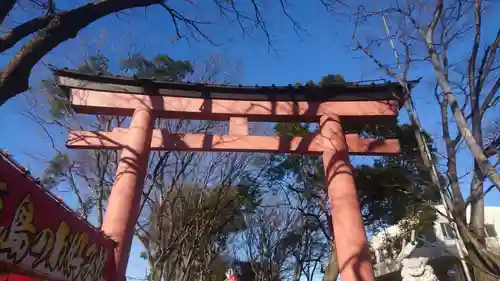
<box><xmin>54</xmin><ymin>68</ymin><xmax>416</xmax><ymax>103</ymax></box>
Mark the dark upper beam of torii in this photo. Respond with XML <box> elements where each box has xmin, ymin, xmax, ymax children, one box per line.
<box><xmin>54</xmin><ymin>68</ymin><xmax>413</xmax><ymax>123</ymax></box>
<box><xmin>54</xmin><ymin>68</ymin><xmax>412</xmax><ymax>101</ymax></box>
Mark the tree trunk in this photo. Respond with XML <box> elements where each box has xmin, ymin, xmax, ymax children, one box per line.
<box><xmin>0</xmin><ymin>0</ymin><xmax>16</xmax><ymax>25</ymax></box>
<box><xmin>292</xmin><ymin>259</ymin><xmax>302</xmax><ymax>281</ymax></box>
<box><xmin>467</xmin><ymin>248</ymin><xmax>500</xmax><ymax>281</ymax></box>
<box><xmin>321</xmin><ymin>251</ymin><xmax>339</xmax><ymax>281</ymax></box>
<box><xmin>455</xmin><ymin>217</ymin><xmax>500</xmax><ymax>281</ymax></box>
<box><xmin>431</xmin><ymin>61</ymin><xmax>500</xmax><ymax>190</ymax></box>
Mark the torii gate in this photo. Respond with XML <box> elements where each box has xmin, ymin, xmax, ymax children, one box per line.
<box><xmin>56</xmin><ymin>69</ymin><xmax>406</xmax><ymax>281</ymax></box>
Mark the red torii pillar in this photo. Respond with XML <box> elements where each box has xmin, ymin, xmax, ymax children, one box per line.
<box><xmin>320</xmin><ymin>115</ymin><xmax>374</xmax><ymax>281</ymax></box>
<box><xmin>58</xmin><ymin>70</ymin><xmax>403</xmax><ymax>281</ymax></box>
<box><xmin>100</xmin><ymin>108</ymin><xmax>154</xmax><ymax>281</ymax></box>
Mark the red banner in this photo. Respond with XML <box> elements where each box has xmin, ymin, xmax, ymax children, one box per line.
<box><xmin>0</xmin><ymin>153</ymin><xmax>116</xmax><ymax>281</ymax></box>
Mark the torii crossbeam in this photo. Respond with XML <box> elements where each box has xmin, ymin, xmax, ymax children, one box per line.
<box><xmin>56</xmin><ymin>69</ymin><xmax>409</xmax><ymax>281</ymax></box>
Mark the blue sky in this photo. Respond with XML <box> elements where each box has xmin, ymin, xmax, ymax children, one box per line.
<box><xmin>0</xmin><ymin>1</ymin><xmax>498</xmax><ymax>280</ymax></box>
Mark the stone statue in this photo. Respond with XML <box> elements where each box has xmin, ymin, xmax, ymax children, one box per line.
<box><xmin>400</xmin><ymin>257</ymin><xmax>439</xmax><ymax>281</ymax></box>
<box><xmin>396</xmin><ymin>231</ymin><xmax>439</xmax><ymax>281</ymax></box>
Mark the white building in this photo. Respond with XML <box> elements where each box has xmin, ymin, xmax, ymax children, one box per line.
<box><xmin>369</xmin><ymin>205</ymin><xmax>500</xmax><ymax>281</ymax></box>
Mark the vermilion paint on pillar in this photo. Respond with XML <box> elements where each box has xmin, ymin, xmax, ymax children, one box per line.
<box><xmin>101</xmin><ymin>108</ymin><xmax>154</xmax><ymax>281</ymax></box>
<box><xmin>320</xmin><ymin>115</ymin><xmax>375</xmax><ymax>281</ymax></box>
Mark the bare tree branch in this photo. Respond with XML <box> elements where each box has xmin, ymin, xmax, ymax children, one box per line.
<box><xmin>480</xmin><ymin>75</ymin><xmax>499</xmax><ymax>117</ymax></box>
<box><xmin>0</xmin><ymin>15</ymin><xmax>53</xmax><ymax>53</ymax></box>
<box><xmin>477</xmin><ymin>29</ymin><xmax>500</xmax><ymax>100</ymax></box>
<box><xmin>485</xmin><ymin>135</ymin><xmax>499</xmax><ymax>158</ymax></box>
<box><xmin>0</xmin><ymin>0</ymin><xmax>167</xmax><ymax>105</ymax></box>
<box><xmin>0</xmin><ymin>0</ymin><xmax>16</xmax><ymax>25</ymax></box>
<box><xmin>350</xmin><ymin>0</ymin><xmax>500</xmax><ymax>277</ymax></box>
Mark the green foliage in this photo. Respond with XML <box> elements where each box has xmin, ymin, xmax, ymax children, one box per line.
<box><xmin>318</xmin><ymin>74</ymin><xmax>345</xmax><ymax>85</ymax></box>
<box><xmin>141</xmin><ymin>184</ymin><xmax>259</xmax><ymax>281</ymax></box>
<box><xmin>42</xmin><ymin>79</ymin><xmax>70</xmax><ymax>120</ymax></box>
<box><xmin>274</xmin><ymin>123</ymin><xmax>311</xmax><ymax>137</ymax></box>
<box><xmin>41</xmin><ymin>153</ymin><xmax>70</xmax><ymax>189</ymax></box>
<box><xmin>377</xmin><ymin>208</ymin><xmax>438</xmax><ymax>259</ymax></box>
<box><xmin>120</xmin><ymin>53</ymin><xmax>194</xmax><ymax>81</ymax></box>
<box><xmin>156</xmin><ymin>184</ymin><xmax>258</xmax><ymax>239</ymax></box>
<box><xmin>77</xmin><ymin>54</ymin><xmax>112</xmax><ymax>75</ymax></box>
<box><xmin>78</xmin><ymin>197</ymin><xmax>96</xmax><ymax>219</ymax></box>
<box><xmin>44</xmin><ymin>54</ymin><xmax>114</xmax><ymax>119</ymax></box>
<box><xmin>356</xmin><ymin>124</ymin><xmax>441</xmax><ymax>228</ymax></box>
<box><xmin>234</xmin><ymin>181</ymin><xmax>263</xmax><ymax>213</ymax></box>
